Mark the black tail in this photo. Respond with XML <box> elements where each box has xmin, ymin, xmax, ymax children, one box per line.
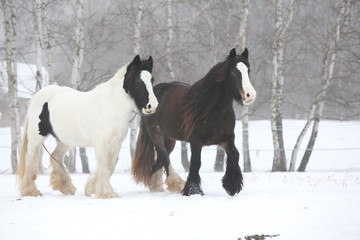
<box><xmin>38</xmin><ymin>102</ymin><xmax>59</xmax><ymax>140</ymax></box>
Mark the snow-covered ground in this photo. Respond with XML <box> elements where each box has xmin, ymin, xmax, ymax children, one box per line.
<box><xmin>0</xmin><ymin>120</ymin><xmax>360</xmax><ymax>240</ymax></box>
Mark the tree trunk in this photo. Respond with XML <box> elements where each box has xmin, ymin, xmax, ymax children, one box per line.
<box><xmin>181</xmin><ymin>141</ymin><xmax>189</xmax><ymax>172</ymax></box>
<box><xmin>214</xmin><ymin>146</ymin><xmax>225</xmax><ymax>172</ymax></box>
<box><xmin>165</xmin><ymin>0</ymin><xmax>175</xmax><ymax>81</ymax></box>
<box><xmin>33</xmin><ymin>0</ymin><xmax>42</xmax><ymax>92</ymax></box>
<box><xmin>237</xmin><ymin>0</ymin><xmax>251</xmax><ymax>172</ymax></box>
<box><xmin>129</xmin><ymin>0</ymin><xmax>144</xmax><ymax>160</ymax></box>
<box><xmin>133</xmin><ymin>0</ymin><xmax>144</xmax><ymax>55</ymax></box>
<box><xmin>129</xmin><ymin>110</ymin><xmax>140</xmax><ymax>159</ymax></box>
<box><xmin>41</xmin><ymin>0</ymin><xmax>55</xmax><ymax>84</ymax></box>
<box><xmin>297</xmin><ymin>115</ymin><xmax>320</xmax><ymax>172</ymax></box>
<box><xmin>64</xmin><ymin>148</ymin><xmax>76</xmax><ymax>173</ymax></box>
<box><xmin>270</xmin><ymin>0</ymin><xmax>295</xmax><ymax>172</ymax></box>
<box><xmin>67</xmin><ymin>0</ymin><xmax>85</xmax><ymax>172</ymax></box>
<box><xmin>79</xmin><ymin>147</ymin><xmax>90</xmax><ymax>173</ymax></box>
<box><xmin>295</xmin><ymin>0</ymin><xmax>350</xmax><ymax>172</ymax></box>
<box><xmin>289</xmin><ymin>106</ymin><xmax>315</xmax><ymax>171</ymax></box>
<box><xmin>242</xmin><ymin>106</ymin><xmax>252</xmax><ymax>172</ymax></box>
<box><xmin>202</xmin><ymin>4</ymin><xmax>226</xmax><ymax>172</ymax></box>
<box><xmin>2</xmin><ymin>0</ymin><xmax>20</xmax><ymax>174</ymax></box>
<box><xmin>70</xmin><ymin>0</ymin><xmax>84</xmax><ymax>89</ymax></box>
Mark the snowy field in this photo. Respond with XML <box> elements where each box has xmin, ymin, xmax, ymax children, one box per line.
<box><xmin>0</xmin><ymin>120</ymin><xmax>360</xmax><ymax>240</ymax></box>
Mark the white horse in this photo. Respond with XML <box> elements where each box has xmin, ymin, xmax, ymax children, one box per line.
<box><xmin>18</xmin><ymin>55</ymin><xmax>158</xmax><ymax>198</ymax></box>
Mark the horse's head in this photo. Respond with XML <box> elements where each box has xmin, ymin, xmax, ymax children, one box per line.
<box><xmin>124</xmin><ymin>55</ymin><xmax>159</xmax><ymax>114</ymax></box>
<box><xmin>226</xmin><ymin>48</ymin><xmax>256</xmax><ymax>105</ymax></box>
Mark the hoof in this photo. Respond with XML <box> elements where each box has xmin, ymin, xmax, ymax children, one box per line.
<box><xmin>21</xmin><ymin>189</ymin><xmax>43</xmax><ymax>197</ymax></box>
<box><xmin>96</xmin><ymin>191</ymin><xmax>121</xmax><ymax>199</ymax></box>
<box><xmin>222</xmin><ymin>171</ymin><xmax>243</xmax><ymax>196</ymax></box>
<box><xmin>149</xmin><ymin>184</ymin><xmax>165</xmax><ymax>192</ymax></box>
<box><xmin>57</xmin><ymin>184</ymin><xmax>77</xmax><ymax>195</ymax></box>
<box><xmin>182</xmin><ymin>181</ymin><xmax>204</xmax><ymax>196</ymax></box>
<box><xmin>166</xmin><ymin>178</ymin><xmax>185</xmax><ymax>194</ymax></box>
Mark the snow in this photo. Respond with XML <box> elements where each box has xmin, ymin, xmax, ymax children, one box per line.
<box><xmin>1</xmin><ymin>120</ymin><xmax>360</xmax><ymax>240</ymax></box>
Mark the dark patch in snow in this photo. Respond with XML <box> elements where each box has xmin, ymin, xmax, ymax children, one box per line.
<box><xmin>238</xmin><ymin>234</ymin><xmax>280</xmax><ymax>240</ymax></box>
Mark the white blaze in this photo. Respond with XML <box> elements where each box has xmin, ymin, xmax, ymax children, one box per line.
<box><xmin>236</xmin><ymin>62</ymin><xmax>256</xmax><ymax>104</ymax></box>
<box><xmin>140</xmin><ymin>70</ymin><xmax>158</xmax><ymax>113</ymax></box>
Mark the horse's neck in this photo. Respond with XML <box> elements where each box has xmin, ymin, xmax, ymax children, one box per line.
<box><xmin>95</xmin><ymin>68</ymin><xmax>135</xmax><ymax>114</ymax></box>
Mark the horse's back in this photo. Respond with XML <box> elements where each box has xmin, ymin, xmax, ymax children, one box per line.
<box><xmin>27</xmin><ymin>85</ymin><xmax>97</xmax><ymax>146</ymax></box>
<box><xmin>154</xmin><ymin>81</ymin><xmax>189</xmax><ymax>99</ymax></box>
<box><xmin>149</xmin><ymin>81</ymin><xmax>190</xmax><ymax>141</ymax></box>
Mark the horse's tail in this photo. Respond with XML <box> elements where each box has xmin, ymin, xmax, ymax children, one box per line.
<box><xmin>17</xmin><ymin>115</ymin><xmax>28</xmax><ymax>185</ymax></box>
<box><xmin>131</xmin><ymin>123</ymin><xmax>156</xmax><ymax>187</ymax></box>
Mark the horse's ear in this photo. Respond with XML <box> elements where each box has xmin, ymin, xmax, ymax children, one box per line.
<box><xmin>148</xmin><ymin>56</ymin><xmax>153</xmax><ymax>69</ymax></box>
<box><xmin>241</xmin><ymin>48</ymin><xmax>249</xmax><ymax>60</ymax></box>
<box><xmin>229</xmin><ymin>48</ymin><xmax>236</xmax><ymax>58</ymax></box>
<box><xmin>132</xmin><ymin>55</ymin><xmax>141</xmax><ymax>66</ymax></box>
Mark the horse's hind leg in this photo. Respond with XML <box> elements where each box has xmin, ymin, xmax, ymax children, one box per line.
<box><xmin>49</xmin><ymin>142</ymin><xmax>76</xmax><ymax>195</ymax></box>
<box><xmin>166</xmin><ymin>165</ymin><xmax>185</xmax><ymax>193</ymax></box>
<box><xmin>149</xmin><ymin>138</ymin><xmax>185</xmax><ymax>193</ymax></box>
<box><xmin>19</xmin><ymin>136</ymin><xmax>44</xmax><ymax>197</ymax></box>
<box><xmin>85</xmin><ymin>144</ymin><xmax>120</xmax><ymax>198</ymax></box>
<box><xmin>163</xmin><ymin>139</ymin><xmax>185</xmax><ymax>193</ymax></box>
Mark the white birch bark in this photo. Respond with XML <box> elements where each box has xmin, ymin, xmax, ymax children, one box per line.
<box><xmin>70</xmin><ymin>0</ymin><xmax>84</xmax><ymax>90</ymax></box>
<box><xmin>289</xmin><ymin>105</ymin><xmax>315</xmax><ymax>171</ymax></box>
<box><xmin>129</xmin><ymin>0</ymin><xmax>144</xmax><ymax>159</ymax></box>
<box><xmin>296</xmin><ymin>0</ymin><xmax>350</xmax><ymax>172</ymax></box>
<box><xmin>41</xmin><ymin>0</ymin><xmax>55</xmax><ymax>84</ymax></box>
<box><xmin>166</xmin><ymin>0</ymin><xmax>175</xmax><ymax>81</ymax></box>
<box><xmin>129</xmin><ymin>110</ymin><xmax>140</xmax><ymax>159</ymax></box>
<box><xmin>133</xmin><ymin>0</ymin><xmax>144</xmax><ymax>55</ymax></box>
<box><xmin>33</xmin><ymin>0</ymin><xmax>42</xmax><ymax>92</ymax></box>
<box><xmin>238</xmin><ymin>0</ymin><xmax>251</xmax><ymax>172</ymax></box>
<box><xmin>2</xmin><ymin>0</ymin><xmax>20</xmax><ymax>174</ymax></box>
<box><xmin>165</xmin><ymin>0</ymin><xmax>190</xmax><ymax>170</ymax></box>
<box><xmin>66</xmin><ymin>0</ymin><xmax>85</xmax><ymax>172</ymax></box>
<box><xmin>271</xmin><ymin>0</ymin><xmax>295</xmax><ymax>172</ymax></box>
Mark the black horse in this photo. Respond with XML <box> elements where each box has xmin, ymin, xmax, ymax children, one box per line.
<box><xmin>131</xmin><ymin>48</ymin><xmax>256</xmax><ymax>196</ymax></box>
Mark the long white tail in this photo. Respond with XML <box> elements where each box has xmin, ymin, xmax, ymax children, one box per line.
<box><xmin>17</xmin><ymin>116</ymin><xmax>28</xmax><ymax>186</ymax></box>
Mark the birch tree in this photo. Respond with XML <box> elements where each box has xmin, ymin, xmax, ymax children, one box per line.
<box><xmin>211</xmin><ymin>0</ymin><xmax>251</xmax><ymax>172</ymax></box>
<box><xmin>70</xmin><ymin>0</ymin><xmax>84</xmax><ymax>90</ymax></box>
<box><xmin>65</xmin><ymin>0</ymin><xmax>85</xmax><ymax>173</ymax></box>
<box><xmin>203</xmin><ymin>3</ymin><xmax>225</xmax><ymax>172</ymax></box>
<box><xmin>271</xmin><ymin>0</ymin><xmax>295</xmax><ymax>172</ymax></box>
<box><xmin>165</xmin><ymin>0</ymin><xmax>175</xmax><ymax>82</ymax></box>
<box><xmin>41</xmin><ymin>0</ymin><xmax>54</xmax><ymax>84</ymax></box>
<box><xmin>165</xmin><ymin>0</ymin><xmax>191</xmax><ymax>171</ymax></box>
<box><xmin>2</xmin><ymin>0</ymin><xmax>20</xmax><ymax>174</ymax></box>
<box><xmin>129</xmin><ymin>0</ymin><xmax>144</xmax><ymax>159</ymax></box>
<box><xmin>237</xmin><ymin>0</ymin><xmax>251</xmax><ymax>172</ymax></box>
<box><xmin>32</xmin><ymin>0</ymin><xmax>42</xmax><ymax>92</ymax></box>
<box><xmin>291</xmin><ymin>0</ymin><xmax>350</xmax><ymax>172</ymax></box>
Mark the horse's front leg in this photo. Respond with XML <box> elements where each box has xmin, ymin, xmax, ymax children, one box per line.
<box><xmin>182</xmin><ymin>141</ymin><xmax>204</xmax><ymax>196</ymax></box>
<box><xmin>222</xmin><ymin>135</ymin><xmax>243</xmax><ymax>196</ymax></box>
<box><xmin>85</xmin><ymin>145</ymin><xmax>120</xmax><ymax>198</ymax></box>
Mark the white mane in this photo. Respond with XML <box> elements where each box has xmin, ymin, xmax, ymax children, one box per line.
<box><xmin>111</xmin><ymin>64</ymin><xmax>128</xmax><ymax>82</ymax></box>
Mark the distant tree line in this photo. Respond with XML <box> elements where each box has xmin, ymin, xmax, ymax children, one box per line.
<box><xmin>1</xmin><ymin>0</ymin><xmax>359</xmax><ymax>174</ymax></box>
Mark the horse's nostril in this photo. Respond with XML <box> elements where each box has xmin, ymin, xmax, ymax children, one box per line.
<box><xmin>147</xmin><ymin>104</ymin><xmax>152</xmax><ymax>109</ymax></box>
<box><xmin>246</xmin><ymin>93</ymin><xmax>250</xmax><ymax>98</ymax></box>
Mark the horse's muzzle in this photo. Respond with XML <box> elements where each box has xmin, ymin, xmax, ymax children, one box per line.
<box><xmin>142</xmin><ymin>100</ymin><xmax>158</xmax><ymax>115</ymax></box>
<box><xmin>142</xmin><ymin>108</ymin><xmax>156</xmax><ymax>115</ymax></box>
